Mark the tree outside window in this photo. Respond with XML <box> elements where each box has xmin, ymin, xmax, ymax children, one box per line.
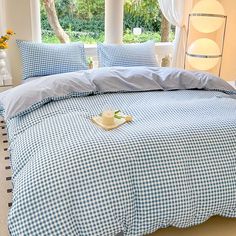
<box><xmin>41</xmin><ymin>0</ymin><xmax>175</xmax><ymax>45</ymax></box>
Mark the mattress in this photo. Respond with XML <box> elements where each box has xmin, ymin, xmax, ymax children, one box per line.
<box><xmin>1</xmin><ymin>116</ymin><xmax>236</xmax><ymax>236</ymax></box>
<box><xmin>0</xmin><ymin>67</ymin><xmax>236</xmax><ymax>236</ymax></box>
<box><xmin>0</xmin><ymin>117</ymin><xmax>11</xmax><ymax>236</ymax></box>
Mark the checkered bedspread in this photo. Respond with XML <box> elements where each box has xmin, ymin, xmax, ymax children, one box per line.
<box><xmin>7</xmin><ymin>90</ymin><xmax>236</xmax><ymax>236</ymax></box>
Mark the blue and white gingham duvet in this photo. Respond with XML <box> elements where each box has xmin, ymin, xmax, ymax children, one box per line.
<box><xmin>3</xmin><ymin>67</ymin><xmax>236</xmax><ymax>235</ymax></box>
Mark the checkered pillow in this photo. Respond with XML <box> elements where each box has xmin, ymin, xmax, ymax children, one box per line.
<box><xmin>17</xmin><ymin>40</ymin><xmax>88</xmax><ymax>80</ymax></box>
<box><xmin>97</xmin><ymin>41</ymin><xmax>158</xmax><ymax>67</ymax></box>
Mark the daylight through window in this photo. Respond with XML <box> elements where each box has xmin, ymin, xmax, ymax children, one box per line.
<box><xmin>40</xmin><ymin>0</ymin><xmax>175</xmax><ymax>44</ymax></box>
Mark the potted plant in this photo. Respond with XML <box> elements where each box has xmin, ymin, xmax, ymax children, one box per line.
<box><xmin>87</xmin><ymin>57</ymin><xmax>93</xmax><ymax>69</ymax></box>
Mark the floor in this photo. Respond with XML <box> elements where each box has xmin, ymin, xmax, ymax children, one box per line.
<box><xmin>149</xmin><ymin>216</ymin><xmax>236</xmax><ymax>236</ymax></box>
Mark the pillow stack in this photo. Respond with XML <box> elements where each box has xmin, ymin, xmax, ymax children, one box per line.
<box><xmin>17</xmin><ymin>40</ymin><xmax>158</xmax><ymax>81</ymax></box>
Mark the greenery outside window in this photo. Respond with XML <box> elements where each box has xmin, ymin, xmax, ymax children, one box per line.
<box><xmin>40</xmin><ymin>0</ymin><xmax>175</xmax><ymax>44</ymax></box>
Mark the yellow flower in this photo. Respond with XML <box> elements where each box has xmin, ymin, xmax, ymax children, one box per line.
<box><xmin>0</xmin><ymin>29</ymin><xmax>15</xmax><ymax>49</ymax></box>
<box><xmin>6</xmin><ymin>29</ymin><xmax>14</xmax><ymax>35</ymax></box>
<box><xmin>2</xmin><ymin>42</ymin><xmax>8</xmax><ymax>49</ymax></box>
<box><xmin>0</xmin><ymin>43</ymin><xmax>5</xmax><ymax>49</ymax></box>
<box><xmin>4</xmin><ymin>35</ymin><xmax>10</xmax><ymax>40</ymax></box>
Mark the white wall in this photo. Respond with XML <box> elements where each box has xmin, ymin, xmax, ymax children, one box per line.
<box><xmin>0</xmin><ymin>0</ymin><xmax>6</xmax><ymax>34</ymax></box>
<box><xmin>219</xmin><ymin>0</ymin><xmax>236</xmax><ymax>81</ymax></box>
<box><xmin>5</xmin><ymin>0</ymin><xmax>41</xmax><ymax>85</ymax></box>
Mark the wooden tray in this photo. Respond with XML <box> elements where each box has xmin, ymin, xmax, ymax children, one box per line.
<box><xmin>92</xmin><ymin>116</ymin><xmax>126</xmax><ymax>131</ymax></box>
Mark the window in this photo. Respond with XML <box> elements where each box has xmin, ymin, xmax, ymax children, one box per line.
<box><xmin>123</xmin><ymin>0</ymin><xmax>175</xmax><ymax>43</ymax></box>
<box><xmin>40</xmin><ymin>0</ymin><xmax>175</xmax><ymax>44</ymax></box>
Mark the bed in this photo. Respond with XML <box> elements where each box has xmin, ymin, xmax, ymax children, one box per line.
<box><xmin>0</xmin><ymin>66</ymin><xmax>236</xmax><ymax>236</ymax></box>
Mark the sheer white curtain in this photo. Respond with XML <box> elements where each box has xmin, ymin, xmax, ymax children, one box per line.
<box><xmin>158</xmin><ymin>0</ymin><xmax>193</xmax><ymax>68</ymax></box>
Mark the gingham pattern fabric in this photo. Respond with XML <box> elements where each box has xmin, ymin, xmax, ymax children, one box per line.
<box><xmin>16</xmin><ymin>40</ymin><xmax>88</xmax><ymax>80</ymax></box>
<box><xmin>97</xmin><ymin>41</ymin><xmax>158</xmax><ymax>67</ymax></box>
<box><xmin>7</xmin><ymin>90</ymin><xmax>236</xmax><ymax>236</ymax></box>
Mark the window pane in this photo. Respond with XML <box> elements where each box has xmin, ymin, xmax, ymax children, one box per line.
<box><xmin>41</xmin><ymin>0</ymin><xmax>105</xmax><ymax>44</ymax></box>
<box><xmin>40</xmin><ymin>0</ymin><xmax>175</xmax><ymax>44</ymax></box>
<box><xmin>123</xmin><ymin>0</ymin><xmax>175</xmax><ymax>43</ymax></box>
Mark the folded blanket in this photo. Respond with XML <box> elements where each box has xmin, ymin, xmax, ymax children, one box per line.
<box><xmin>0</xmin><ymin>67</ymin><xmax>234</xmax><ymax>120</ymax></box>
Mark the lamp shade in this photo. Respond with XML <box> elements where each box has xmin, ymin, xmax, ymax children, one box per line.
<box><xmin>187</xmin><ymin>38</ymin><xmax>221</xmax><ymax>71</ymax></box>
<box><xmin>191</xmin><ymin>0</ymin><xmax>225</xmax><ymax>33</ymax></box>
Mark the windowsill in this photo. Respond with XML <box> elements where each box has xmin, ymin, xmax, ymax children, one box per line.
<box><xmin>84</xmin><ymin>42</ymin><xmax>174</xmax><ymax>48</ymax></box>
<box><xmin>84</xmin><ymin>42</ymin><xmax>174</xmax><ymax>59</ymax></box>
<box><xmin>83</xmin><ymin>42</ymin><xmax>174</xmax><ymax>68</ymax></box>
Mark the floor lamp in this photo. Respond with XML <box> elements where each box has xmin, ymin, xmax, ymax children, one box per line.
<box><xmin>184</xmin><ymin>0</ymin><xmax>227</xmax><ymax>77</ymax></box>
